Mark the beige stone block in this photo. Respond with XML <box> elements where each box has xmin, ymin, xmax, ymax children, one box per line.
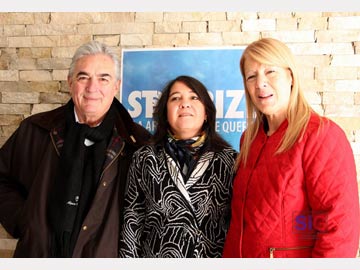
<box><xmin>51</xmin><ymin>47</ymin><xmax>77</xmax><ymax>58</ymax></box>
<box><xmin>293</xmin><ymin>12</ymin><xmax>323</xmax><ymax>18</ymax></box>
<box><xmin>0</xmin><ymin>104</ymin><xmax>30</xmax><ymax>114</ymax></box>
<box><xmin>223</xmin><ymin>32</ymin><xmax>260</xmax><ymax>45</ymax></box>
<box><xmin>2</xmin><ymin>125</ymin><xmax>19</xmax><ymax>137</ymax></box>
<box><xmin>26</xmin><ymin>24</ymin><xmax>77</xmax><ymax>36</ymax></box>
<box><xmin>34</xmin><ymin>12</ymin><xmax>51</xmax><ymax>24</ymax></box>
<box><xmin>9</xmin><ymin>58</ymin><xmax>37</xmax><ymax>70</ymax></box>
<box><xmin>329</xmin><ymin>16</ymin><xmax>360</xmax><ymax>30</ymax></box>
<box><xmin>31</xmin><ymin>36</ymin><xmax>60</xmax><ymax>47</ymax></box>
<box><xmin>52</xmin><ymin>70</ymin><xmax>68</xmax><ymax>81</ymax></box>
<box><xmin>0</xmin><ymin>36</ymin><xmax>7</xmax><ymax>47</ymax></box>
<box><xmin>8</xmin><ymin>36</ymin><xmax>32</xmax><ymax>48</ymax></box>
<box><xmin>18</xmin><ymin>81</ymin><xmax>60</xmax><ymax>93</ymax></box>
<box><xmin>0</xmin><ymin>70</ymin><xmax>18</xmax><ymax>81</ymax></box>
<box><xmin>182</xmin><ymin>22</ymin><xmax>207</xmax><ymax>33</ymax></box>
<box><xmin>335</xmin><ymin>80</ymin><xmax>360</xmax><ymax>92</ymax></box>
<box><xmin>301</xmin><ymin>79</ymin><xmax>335</xmax><ymax>93</ymax></box>
<box><xmin>324</xmin><ymin>104</ymin><xmax>360</xmax><ymax>117</ymax></box>
<box><xmin>94</xmin><ymin>35</ymin><xmax>120</xmax><ymax>46</ymax></box>
<box><xmin>316</xmin><ymin>30</ymin><xmax>360</xmax><ymax>43</ymax></box>
<box><xmin>262</xmin><ymin>31</ymin><xmax>314</xmax><ymax>43</ymax></box>
<box><xmin>3</xmin><ymin>25</ymin><xmax>25</xmax><ymax>36</ymax></box>
<box><xmin>0</xmin><ymin>239</ymin><xmax>17</xmax><ymax>250</ymax></box>
<box><xmin>155</xmin><ymin>22</ymin><xmax>181</xmax><ymax>33</ymax></box>
<box><xmin>50</xmin><ymin>12</ymin><xmax>95</xmax><ymax>24</ymax></box>
<box><xmin>297</xmin><ymin>66</ymin><xmax>314</xmax><ymax>80</ymax></box>
<box><xmin>16</xmin><ymin>48</ymin><xmax>32</xmax><ymax>58</ymax></box>
<box><xmin>226</xmin><ymin>12</ymin><xmax>258</xmax><ymax>20</ymax></box>
<box><xmin>258</xmin><ymin>12</ymin><xmax>294</xmax><ymax>19</ymax></box>
<box><xmin>37</xmin><ymin>58</ymin><xmax>71</xmax><ymax>70</ymax></box>
<box><xmin>294</xmin><ymin>55</ymin><xmax>331</xmax><ymax>67</ymax></box>
<box><xmin>242</xmin><ymin>19</ymin><xmax>276</xmax><ymax>31</ymax></box>
<box><xmin>78</xmin><ymin>23</ymin><xmax>153</xmax><ymax>35</ymax></box>
<box><xmin>40</xmin><ymin>92</ymin><xmax>70</xmax><ymax>104</ymax></box>
<box><xmin>0</xmin><ymin>225</ymin><xmax>10</xmax><ymax>237</ymax></box>
<box><xmin>288</xmin><ymin>43</ymin><xmax>354</xmax><ymax>55</ymax></box>
<box><xmin>0</xmin><ymin>12</ymin><xmax>34</xmax><ymax>24</ymax></box>
<box><xmin>0</xmin><ymin>115</ymin><xmax>22</xmax><ymax>125</ymax></box>
<box><xmin>303</xmin><ymin>90</ymin><xmax>322</xmax><ymax>105</ymax></box>
<box><xmin>136</xmin><ymin>12</ymin><xmax>163</xmax><ymax>22</ymax></box>
<box><xmin>0</xmin><ymin>82</ymin><xmax>19</xmax><ymax>92</ymax></box>
<box><xmin>0</xmin><ymin>137</ymin><xmax>8</xmax><ymax>148</ymax></box>
<box><xmin>355</xmin><ymin>42</ymin><xmax>360</xmax><ymax>54</ymax></box>
<box><xmin>58</xmin><ymin>35</ymin><xmax>92</xmax><ymax>47</ymax></box>
<box><xmin>17</xmin><ymin>48</ymin><xmax>52</xmax><ymax>59</ymax></box>
<box><xmin>323</xmin><ymin>91</ymin><xmax>354</xmax><ymax>105</ymax></box>
<box><xmin>0</xmin><ymin>249</ymin><xmax>15</xmax><ymax>258</ymax></box>
<box><xmin>331</xmin><ymin>55</ymin><xmax>360</xmax><ymax>67</ymax></box>
<box><xmin>276</xmin><ymin>18</ymin><xmax>298</xmax><ymax>31</ymax></box>
<box><xmin>355</xmin><ymin>93</ymin><xmax>360</xmax><ymax>105</ymax></box>
<box><xmin>96</xmin><ymin>12</ymin><xmax>135</xmax><ymax>23</ymax></box>
<box><xmin>60</xmin><ymin>81</ymin><xmax>70</xmax><ymax>93</ymax></box>
<box><xmin>208</xmin><ymin>21</ymin><xmax>240</xmax><ymax>32</ymax></box>
<box><xmin>152</xmin><ymin>34</ymin><xmax>188</xmax><ymax>46</ymax></box>
<box><xmin>298</xmin><ymin>17</ymin><xmax>328</xmax><ymax>30</ymax></box>
<box><xmin>0</xmin><ymin>59</ymin><xmax>9</xmax><ymax>70</ymax></box>
<box><xmin>50</xmin><ymin>12</ymin><xmax>135</xmax><ymax>25</ymax></box>
<box><xmin>121</xmin><ymin>34</ymin><xmax>152</xmax><ymax>46</ymax></box>
<box><xmin>2</xmin><ymin>92</ymin><xmax>40</xmax><ymax>104</ymax></box>
<box><xmin>31</xmin><ymin>103</ymin><xmax>62</xmax><ymax>115</ymax></box>
<box><xmin>32</xmin><ymin>48</ymin><xmax>52</xmax><ymax>59</ymax></box>
<box><xmin>315</xmin><ymin>67</ymin><xmax>358</xmax><ymax>80</ymax></box>
<box><xmin>189</xmin><ymin>33</ymin><xmax>223</xmax><ymax>46</ymax></box>
<box><xmin>20</xmin><ymin>70</ymin><xmax>52</xmax><ymax>81</ymax></box>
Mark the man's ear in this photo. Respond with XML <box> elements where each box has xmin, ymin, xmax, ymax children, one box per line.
<box><xmin>67</xmin><ymin>76</ymin><xmax>73</xmax><ymax>89</ymax></box>
<box><xmin>115</xmin><ymin>79</ymin><xmax>121</xmax><ymax>94</ymax></box>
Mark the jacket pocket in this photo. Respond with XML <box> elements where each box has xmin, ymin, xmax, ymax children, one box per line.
<box><xmin>269</xmin><ymin>246</ymin><xmax>312</xmax><ymax>258</ymax></box>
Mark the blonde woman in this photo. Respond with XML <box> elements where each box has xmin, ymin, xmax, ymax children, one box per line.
<box><xmin>223</xmin><ymin>38</ymin><xmax>359</xmax><ymax>258</ymax></box>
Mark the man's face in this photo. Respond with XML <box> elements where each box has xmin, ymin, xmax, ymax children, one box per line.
<box><xmin>68</xmin><ymin>53</ymin><xmax>120</xmax><ymax>127</ymax></box>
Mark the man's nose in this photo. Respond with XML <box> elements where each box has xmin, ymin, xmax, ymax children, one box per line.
<box><xmin>85</xmin><ymin>78</ymin><xmax>98</xmax><ymax>91</ymax></box>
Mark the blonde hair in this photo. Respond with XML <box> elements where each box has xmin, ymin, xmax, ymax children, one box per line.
<box><xmin>236</xmin><ymin>38</ymin><xmax>313</xmax><ymax>168</ymax></box>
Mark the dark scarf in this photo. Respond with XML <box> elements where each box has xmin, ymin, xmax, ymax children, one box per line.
<box><xmin>49</xmin><ymin>100</ymin><xmax>115</xmax><ymax>257</ymax></box>
<box><xmin>164</xmin><ymin>131</ymin><xmax>206</xmax><ymax>182</ymax></box>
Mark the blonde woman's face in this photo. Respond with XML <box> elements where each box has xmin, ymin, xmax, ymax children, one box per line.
<box><xmin>166</xmin><ymin>81</ymin><xmax>207</xmax><ymax>140</ymax></box>
<box><xmin>243</xmin><ymin>58</ymin><xmax>293</xmax><ymax>123</ymax></box>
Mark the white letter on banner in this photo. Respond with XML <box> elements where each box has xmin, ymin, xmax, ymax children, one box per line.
<box><xmin>128</xmin><ymin>90</ymin><xmax>142</xmax><ymax>118</ymax></box>
<box><xmin>225</xmin><ymin>90</ymin><xmax>244</xmax><ymax>119</ymax></box>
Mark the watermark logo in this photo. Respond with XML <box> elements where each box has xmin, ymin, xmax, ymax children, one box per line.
<box><xmin>292</xmin><ymin>211</ymin><xmax>328</xmax><ymax>239</ymax></box>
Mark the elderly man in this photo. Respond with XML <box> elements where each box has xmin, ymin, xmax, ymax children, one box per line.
<box><xmin>0</xmin><ymin>41</ymin><xmax>151</xmax><ymax>257</ymax></box>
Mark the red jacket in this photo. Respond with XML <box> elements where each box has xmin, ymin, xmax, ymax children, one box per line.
<box><xmin>223</xmin><ymin>113</ymin><xmax>360</xmax><ymax>258</ymax></box>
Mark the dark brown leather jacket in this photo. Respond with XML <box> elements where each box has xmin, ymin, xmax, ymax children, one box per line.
<box><xmin>0</xmin><ymin>98</ymin><xmax>151</xmax><ymax>257</ymax></box>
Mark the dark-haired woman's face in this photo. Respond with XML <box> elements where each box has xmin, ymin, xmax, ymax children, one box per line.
<box><xmin>166</xmin><ymin>81</ymin><xmax>207</xmax><ymax>140</ymax></box>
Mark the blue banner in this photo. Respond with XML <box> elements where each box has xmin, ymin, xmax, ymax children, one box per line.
<box><xmin>120</xmin><ymin>48</ymin><xmax>246</xmax><ymax>151</ymax></box>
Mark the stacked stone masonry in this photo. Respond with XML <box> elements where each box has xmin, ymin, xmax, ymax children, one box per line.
<box><xmin>0</xmin><ymin>12</ymin><xmax>360</xmax><ymax>258</ymax></box>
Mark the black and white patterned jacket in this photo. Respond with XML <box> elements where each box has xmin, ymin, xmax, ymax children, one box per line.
<box><xmin>119</xmin><ymin>144</ymin><xmax>237</xmax><ymax>258</ymax></box>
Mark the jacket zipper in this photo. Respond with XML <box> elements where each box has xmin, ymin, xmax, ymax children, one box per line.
<box><xmin>269</xmin><ymin>246</ymin><xmax>312</xmax><ymax>258</ymax></box>
<box><xmin>100</xmin><ymin>140</ymin><xmax>125</xmax><ymax>180</ymax></box>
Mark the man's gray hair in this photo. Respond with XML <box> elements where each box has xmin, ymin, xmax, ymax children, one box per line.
<box><xmin>68</xmin><ymin>40</ymin><xmax>121</xmax><ymax>81</ymax></box>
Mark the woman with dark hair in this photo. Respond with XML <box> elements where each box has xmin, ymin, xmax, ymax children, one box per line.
<box><xmin>119</xmin><ymin>75</ymin><xmax>237</xmax><ymax>257</ymax></box>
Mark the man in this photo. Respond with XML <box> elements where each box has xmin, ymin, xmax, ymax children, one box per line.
<box><xmin>0</xmin><ymin>41</ymin><xmax>151</xmax><ymax>257</ymax></box>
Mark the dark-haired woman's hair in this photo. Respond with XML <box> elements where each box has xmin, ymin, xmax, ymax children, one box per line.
<box><xmin>152</xmin><ymin>75</ymin><xmax>231</xmax><ymax>152</ymax></box>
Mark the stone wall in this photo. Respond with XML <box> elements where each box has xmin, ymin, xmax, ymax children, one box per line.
<box><xmin>0</xmin><ymin>12</ymin><xmax>360</xmax><ymax>257</ymax></box>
